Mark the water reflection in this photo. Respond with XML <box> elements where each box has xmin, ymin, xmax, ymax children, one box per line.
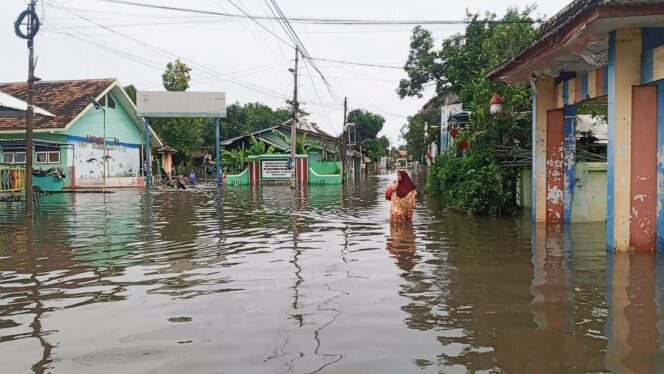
<box><xmin>386</xmin><ymin>221</ymin><xmax>416</xmax><ymax>272</ymax></box>
<box><xmin>605</xmin><ymin>253</ymin><xmax>662</xmax><ymax>373</ymax></box>
<box><xmin>3</xmin><ymin>180</ymin><xmax>664</xmax><ymax>372</ymax></box>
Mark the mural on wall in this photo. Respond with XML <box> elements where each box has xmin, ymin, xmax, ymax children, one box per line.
<box><xmin>72</xmin><ymin>138</ymin><xmax>139</xmax><ymax>180</ymax></box>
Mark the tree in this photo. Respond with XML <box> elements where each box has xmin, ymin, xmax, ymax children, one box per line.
<box><xmin>123</xmin><ymin>84</ymin><xmax>137</xmax><ymax>104</ymax></box>
<box><xmin>364</xmin><ymin>136</ymin><xmax>390</xmax><ymax>162</ymax></box>
<box><xmin>347</xmin><ymin>109</ymin><xmax>385</xmax><ymax>142</ymax></box>
<box><xmin>162</xmin><ymin>59</ymin><xmax>192</xmax><ymax>92</ymax></box>
<box><xmin>398</xmin><ymin>7</ymin><xmax>538</xmax><ymax>215</ymax></box>
<box><xmin>400</xmin><ymin>107</ymin><xmax>440</xmax><ymax>162</ymax></box>
<box><xmin>152</xmin><ymin>59</ymin><xmax>202</xmax><ymax>165</ymax></box>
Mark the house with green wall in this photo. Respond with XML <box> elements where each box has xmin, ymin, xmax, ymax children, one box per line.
<box><xmin>0</xmin><ymin>79</ymin><xmax>162</xmax><ymax>190</ymax></box>
<box><xmin>220</xmin><ymin>119</ymin><xmax>340</xmax><ymax>162</ymax></box>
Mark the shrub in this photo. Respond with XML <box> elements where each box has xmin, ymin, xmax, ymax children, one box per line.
<box><xmin>427</xmin><ymin>150</ymin><xmax>517</xmax><ymax>216</ymax></box>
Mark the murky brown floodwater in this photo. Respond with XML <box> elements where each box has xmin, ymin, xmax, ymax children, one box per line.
<box><xmin>1</xmin><ymin>174</ymin><xmax>663</xmax><ymax>373</ymax></box>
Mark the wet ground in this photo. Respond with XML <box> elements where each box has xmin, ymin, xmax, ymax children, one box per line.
<box><xmin>0</xmin><ymin>174</ymin><xmax>663</xmax><ymax>373</ymax></box>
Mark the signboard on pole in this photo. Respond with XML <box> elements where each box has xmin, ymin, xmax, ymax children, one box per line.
<box><xmin>136</xmin><ymin>91</ymin><xmax>226</xmax><ymax>118</ymax></box>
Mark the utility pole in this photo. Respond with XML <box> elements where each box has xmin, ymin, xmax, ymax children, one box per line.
<box><xmin>290</xmin><ymin>46</ymin><xmax>299</xmax><ymax>189</ymax></box>
<box><xmin>341</xmin><ymin>97</ymin><xmax>347</xmax><ymax>182</ymax></box>
<box><xmin>15</xmin><ymin>1</ymin><xmax>40</xmax><ymax>218</ymax></box>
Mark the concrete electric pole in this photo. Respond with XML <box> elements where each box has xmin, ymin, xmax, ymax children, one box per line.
<box><xmin>290</xmin><ymin>46</ymin><xmax>299</xmax><ymax>189</ymax></box>
<box><xmin>14</xmin><ymin>0</ymin><xmax>40</xmax><ymax>218</ymax></box>
<box><xmin>341</xmin><ymin>97</ymin><xmax>347</xmax><ymax>182</ymax></box>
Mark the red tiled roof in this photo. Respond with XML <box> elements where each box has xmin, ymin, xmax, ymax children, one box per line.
<box><xmin>0</xmin><ymin>79</ymin><xmax>116</xmax><ymax>131</ymax></box>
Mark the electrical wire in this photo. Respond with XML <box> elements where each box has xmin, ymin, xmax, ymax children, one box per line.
<box><xmin>94</xmin><ymin>0</ymin><xmax>543</xmax><ymax>25</ymax></box>
<box><xmin>44</xmin><ymin>1</ymin><xmax>290</xmax><ymax>101</ymax></box>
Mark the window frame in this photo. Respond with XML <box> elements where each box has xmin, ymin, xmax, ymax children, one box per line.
<box><xmin>35</xmin><ymin>151</ymin><xmax>48</xmax><ymax>164</ymax></box>
<box><xmin>2</xmin><ymin>152</ymin><xmax>14</xmax><ymax>163</ymax></box>
<box><xmin>47</xmin><ymin>151</ymin><xmax>61</xmax><ymax>164</ymax></box>
<box><xmin>14</xmin><ymin>152</ymin><xmax>26</xmax><ymax>164</ymax></box>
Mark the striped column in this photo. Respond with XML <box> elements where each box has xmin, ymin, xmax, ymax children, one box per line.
<box><xmin>249</xmin><ymin>160</ymin><xmax>260</xmax><ymax>184</ymax></box>
<box><xmin>657</xmin><ymin>81</ymin><xmax>664</xmax><ymax>251</ymax></box>
<box><xmin>546</xmin><ymin>109</ymin><xmax>565</xmax><ymax>223</ymax></box>
<box><xmin>608</xmin><ymin>28</ymin><xmax>643</xmax><ymax>251</ymax></box>
<box><xmin>296</xmin><ymin>157</ymin><xmax>308</xmax><ymax>184</ymax></box>
<box><xmin>533</xmin><ymin>77</ymin><xmax>555</xmax><ymax>222</ymax></box>
<box><xmin>563</xmin><ymin>104</ymin><xmax>577</xmax><ymax>223</ymax></box>
<box><xmin>630</xmin><ymin>85</ymin><xmax>657</xmax><ymax>251</ymax></box>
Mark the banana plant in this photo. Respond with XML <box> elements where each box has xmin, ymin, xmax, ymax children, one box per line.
<box><xmin>271</xmin><ymin>130</ymin><xmax>320</xmax><ymax>154</ymax></box>
<box><xmin>222</xmin><ymin>144</ymin><xmax>248</xmax><ymax>174</ymax></box>
<box><xmin>248</xmin><ymin>135</ymin><xmax>276</xmax><ymax>156</ymax></box>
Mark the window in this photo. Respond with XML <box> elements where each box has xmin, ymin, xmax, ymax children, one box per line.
<box><xmin>107</xmin><ymin>95</ymin><xmax>116</xmax><ymax>109</ymax></box>
<box><xmin>36</xmin><ymin>151</ymin><xmax>48</xmax><ymax>164</ymax></box>
<box><xmin>48</xmin><ymin>151</ymin><xmax>60</xmax><ymax>164</ymax></box>
<box><xmin>1</xmin><ymin>152</ymin><xmax>26</xmax><ymax>164</ymax></box>
<box><xmin>14</xmin><ymin>152</ymin><xmax>26</xmax><ymax>163</ymax></box>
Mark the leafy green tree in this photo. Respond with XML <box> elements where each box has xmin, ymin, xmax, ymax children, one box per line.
<box><xmin>162</xmin><ymin>59</ymin><xmax>192</xmax><ymax>92</ymax></box>
<box><xmin>398</xmin><ymin>7</ymin><xmax>538</xmax><ymax>215</ymax></box>
<box><xmin>347</xmin><ymin>109</ymin><xmax>385</xmax><ymax>142</ymax></box>
<box><xmin>123</xmin><ymin>84</ymin><xmax>137</xmax><ymax>104</ymax></box>
<box><xmin>151</xmin><ymin>59</ymin><xmax>203</xmax><ymax>164</ymax></box>
<box><xmin>364</xmin><ymin>136</ymin><xmax>390</xmax><ymax>162</ymax></box>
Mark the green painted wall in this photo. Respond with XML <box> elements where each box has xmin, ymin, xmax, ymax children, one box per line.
<box><xmin>518</xmin><ymin>162</ymin><xmax>607</xmax><ymax>222</ymax></box>
<box><xmin>0</xmin><ymin>133</ymin><xmax>70</xmax><ymax>183</ymax></box>
<box><xmin>571</xmin><ymin>162</ymin><xmax>607</xmax><ymax>222</ymax></box>
<box><xmin>66</xmin><ymin>92</ymin><xmax>143</xmax><ymax>144</ymax></box>
<box><xmin>0</xmin><ymin>92</ymin><xmax>143</xmax><ymax>188</ymax></box>
<box><xmin>518</xmin><ymin>168</ymin><xmax>532</xmax><ymax>209</ymax></box>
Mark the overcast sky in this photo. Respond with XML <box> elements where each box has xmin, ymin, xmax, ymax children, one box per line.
<box><xmin>1</xmin><ymin>0</ymin><xmax>566</xmax><ymax>145</ymax></box>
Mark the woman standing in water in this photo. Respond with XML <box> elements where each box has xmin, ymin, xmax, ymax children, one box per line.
<box><xmin>387</xmin><ymin>170</ymin><xmax>417</xmax><ymax>221</ymax></box>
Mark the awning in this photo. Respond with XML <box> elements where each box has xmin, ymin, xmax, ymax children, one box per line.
<box><xmin>0</xmin><ymin>139</ymin><xmax>66</xmax><ymax>151</ymax></box>
<box><xmin>0</xmin><ymin>91</ymin><xmax>55</xmax><ymax>118</ymax></box>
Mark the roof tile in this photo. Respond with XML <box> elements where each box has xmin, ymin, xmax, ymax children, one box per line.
<box><xmin>0</xmin><ymin>79</ymin><xmax>115</xmax><ymax>130</ymax></box>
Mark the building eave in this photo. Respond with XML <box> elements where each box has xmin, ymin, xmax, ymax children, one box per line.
<box><xmin>489</xmin><ymin>2</ymin><xmax>664</xmax><ymax>83</ymax></box>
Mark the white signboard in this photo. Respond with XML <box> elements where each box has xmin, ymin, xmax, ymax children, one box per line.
<box><xmin>261</xmin><ymin>159</ymin><xmax>290</xmax><ymax>179</ymax></box>
<box><xmin>136</xmin><ymin>91</ymin><xmax>226</xmax><ymax>118</ymax></box>
<box><xmin>440</xmin><ymin>104</ymin><xmax>463</xmax><ymax>152</ymax></box>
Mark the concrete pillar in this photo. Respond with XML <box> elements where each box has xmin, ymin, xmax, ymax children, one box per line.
<box><xmin>533</xmin><ymin>76</ymin><xmax>555</xmax><ymax>222</ymax></box>
<box><xmin>564</xmin><ymin>104</ymin><xmax>577</xmax><ymax>223</ymax></box>
<box><xmin>608</xmin><ymin>28</ymin><xmax>642</xmax><ymax>251</ymax></box>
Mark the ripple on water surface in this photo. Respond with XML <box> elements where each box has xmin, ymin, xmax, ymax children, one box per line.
<box><xmin>0</xmin><ymin>175</ymin><xmax>659</xmax><ymax>373</ymax></box>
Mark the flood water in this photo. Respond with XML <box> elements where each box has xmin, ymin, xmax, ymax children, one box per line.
<box><xmin>1</xmin><ymin>174</ymin><xmax>663</xmax><ymax>373</ymax></box>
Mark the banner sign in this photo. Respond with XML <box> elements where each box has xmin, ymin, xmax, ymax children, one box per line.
<box><xmin>136</xmin><ymin>91</ymin><xmax>226</xmax><ymax>118</ymax></box>
<box><xmin>261</xmin><ymin>159</ymin><xmax>290</xmax><ymax>179</ymax></box>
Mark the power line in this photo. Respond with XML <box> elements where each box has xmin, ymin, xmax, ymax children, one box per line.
<box><xmin>94</xmin><ymin>0</ymin><xmax>544</xmax><ymax>25</ymax></box>
<box><xmin>312</xmin><ymin>57</ymin><xmax>406</xmax><ymax>70</ymax></box>
<box><xmin>44</xmin><ymin>1</ymin><xmax>290</xmax><ymax>101</ymax></box>
<box><xmin>225</xmin><ymin>0</ymin><xmax>293</xmax><ymax>48</ymax></box>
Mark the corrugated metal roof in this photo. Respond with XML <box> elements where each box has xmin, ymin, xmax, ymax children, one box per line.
<box><xmin>0</xmin><ymin>90</ymin><xmax>55</xmax><ymax>117</ymax></box>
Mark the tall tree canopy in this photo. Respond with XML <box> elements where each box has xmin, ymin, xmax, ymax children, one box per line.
<box><xmin>152</xmin><ymin>59</ymin><xmax>202</xmax><ymax>164</ymax></box>
<box><xmin>398</xmin><ymin>7</ymin><xmax>539</xmax><ymax>215</ymax></box>
<box><xmin>347</xmin><ymin>109</ymin><xmax>385</xmax><ymax>142</ymax></box>
<box><xmin>162</xmin><ymin>59</ymin><xmax>192</xmax><ymax>92</ymax></box>
<box><xmin>346</xmin><ymin>109</ymin><xmax>389</xmax><ymax>161</ymax></box>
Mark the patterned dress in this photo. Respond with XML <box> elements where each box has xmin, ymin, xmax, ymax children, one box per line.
<box><xmin>390</xmin><ymin>189</ymin><xmax>416</xmax><ymax>221</ymax></box>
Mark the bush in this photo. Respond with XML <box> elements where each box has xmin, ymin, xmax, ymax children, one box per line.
<box><xmin>427</xmin><ymin>150</ymin><xmax>518</xmax><ymax>216</ymax></box>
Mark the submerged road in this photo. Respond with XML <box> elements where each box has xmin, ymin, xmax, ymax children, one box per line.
<box><xmin>0</xmin><ymin>174</ymin><xmax>660</xmax><ymax>373</ymax></box>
